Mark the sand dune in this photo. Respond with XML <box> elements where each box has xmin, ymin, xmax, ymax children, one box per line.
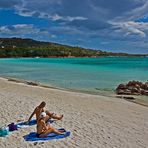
<box><xmin>0</xmin><ymin>77</ymin><xmax>148</xmax><ymax>148</ymax></box>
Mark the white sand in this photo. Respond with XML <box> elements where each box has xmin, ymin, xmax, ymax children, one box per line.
<box><xmin>0</xmin><ymin>77</ymin><xmax>148</xmax><ymax>148</ymax></box>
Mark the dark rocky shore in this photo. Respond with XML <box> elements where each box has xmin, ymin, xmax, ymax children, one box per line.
<box><xmin>116</xmin><ymin>81</ymin><xmax>148</xmax><ymax>95</ymax></box>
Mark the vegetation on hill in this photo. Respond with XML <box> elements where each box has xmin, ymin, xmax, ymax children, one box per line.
<box><xmin>0</xmin><ymin>38</ymin><xmax>147</xmax><ymax>58</ymax></box>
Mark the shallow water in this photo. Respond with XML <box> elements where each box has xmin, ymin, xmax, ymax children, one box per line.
<box><xmin>0</xmin><ymin>57</ymin><xmax>148</xmax><ymax>94</ymax></box>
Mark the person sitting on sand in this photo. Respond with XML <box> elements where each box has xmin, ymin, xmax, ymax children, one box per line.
<box><xmin>37</xmin><ymin>112</ymin><xmax>65</xmax><ymax>137</ymax></box>
<box><xmin>26</xmin><ymin>101</ymin><xmax>63</xmax><ymax>124</ymax></box>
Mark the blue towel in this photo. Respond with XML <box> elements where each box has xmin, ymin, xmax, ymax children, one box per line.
<box><xmin>24</xmin><ymin>128</ymin><xmax>70</xmax><ymax>141</ymax></box>
<box><xmin>17</xmin><ymin>119</ymin><xmax>54</xmax><ymax>128</ymax></box>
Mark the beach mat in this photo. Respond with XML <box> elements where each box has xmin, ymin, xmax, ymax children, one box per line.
<box><xmin>24</xmin><ymin>128</ymin><xmax>70</xmax><ymax>141</ymax></box>
<box><xmin>17</xmin><ymin>119</ymin><xmax>54</xmax><ymax>128</ymax></box>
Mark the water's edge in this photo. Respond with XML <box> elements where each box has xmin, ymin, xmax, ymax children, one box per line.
<box><xmin>1</xmin><ymin>76</ymin><xmax>114</xmax><ymax>96</ymax></box>
<box><xmin>1</xmin><ymin>76</ymin><xmax>148</xmax><ymax>107</ymax></box>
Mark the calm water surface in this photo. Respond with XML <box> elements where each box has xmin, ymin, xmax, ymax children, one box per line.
<box><xmin>0</xmin><ymin>57</ymin><xmax>148</xmax><ymax>93</ymax></box>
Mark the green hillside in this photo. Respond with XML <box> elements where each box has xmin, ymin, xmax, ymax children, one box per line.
<box><xmin>0</xmin><ymin>38</ymin><xmax>146</xmax><ymax>58</ymax></box>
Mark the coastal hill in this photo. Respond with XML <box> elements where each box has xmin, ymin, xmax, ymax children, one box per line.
<box><xmin>0</xmin><ymin>38</ymin><xmax>146</xmax><ymax>57</ymax></box>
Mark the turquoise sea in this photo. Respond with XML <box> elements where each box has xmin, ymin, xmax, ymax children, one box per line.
<box><xmin>0</xmin><ymin>57</ymin><xmax>148</xmax><ymax>94</ymax></box>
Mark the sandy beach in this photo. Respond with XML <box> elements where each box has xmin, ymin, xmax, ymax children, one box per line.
<box><xmin>0</xmin><ymin>77</ymin><xmax>148</xmax><ymax>148</ymax></box>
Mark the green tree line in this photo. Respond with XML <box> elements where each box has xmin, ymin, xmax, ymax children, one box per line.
<box><xmin>0</xmin><ymin>38</ymin><xmax>102</xmax><ymax>57</ymax></box>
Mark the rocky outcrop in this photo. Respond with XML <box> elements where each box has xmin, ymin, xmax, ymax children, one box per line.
<box><xmin>116</xmin><ymin>81</ymin><xmax>148</xmax><ymax>95</ymax></box>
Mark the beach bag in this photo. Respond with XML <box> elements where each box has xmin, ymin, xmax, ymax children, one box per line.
<box><xmin>8</xmin><ymin>123</ymin><xmax>17</xmax><ymax>131</ymax></box>
<box><xmin>0</xmin><ymin>127</ymin><xmax>9</xmax><ymax>137</ymax></box>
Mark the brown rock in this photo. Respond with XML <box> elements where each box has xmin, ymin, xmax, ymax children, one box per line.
<box><xmin>116</xmin><ymin>84</ymin><xmax>126</xmax><ymax>90</ymax></box>
<box><xmin>116</xmin><ymin>89</ymin><xmax>125</xmax><ymax>95</ymax></box>
<box><xmin>135</xmin><ymin>84</ymin><xmax>140</xmax><ymax>90</ymax></box>
<box><xmin>116</xmin><ymin>80</ymin><xmax>148</xmax><ymax>96</ymax></box>
<box><xmin>141</xmin><ymin>89</ymin><xmax>148</xmax><ymax>95</ymax></box>
<box><xmin>124</xmin><ymin>89</ymin><xmax>132</xmax><ymax>95</ymax></box>
<box><xmin>131</xmin><ymin>88</ymin><xmax>140</xmax><ymax>94</ymax></box>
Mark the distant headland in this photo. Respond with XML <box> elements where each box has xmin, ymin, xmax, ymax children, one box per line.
<box><xmin>0</xmin><ymin>38</ymin><xmax>147</xmax><ymax>58</ymax></box>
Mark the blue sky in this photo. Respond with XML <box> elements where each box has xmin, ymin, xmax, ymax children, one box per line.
<box><xmin>0</xmin><ymin>0</ymin><xmax>148</xmax><ymax>54</ymax></box>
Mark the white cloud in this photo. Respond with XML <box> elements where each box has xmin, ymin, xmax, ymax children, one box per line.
<box><xmin>0</xmin><ymin>24</ymin><xmax>38</xmax><ymax>34</ymax></box>
<box><xmin>109</xmin><ymin>21</ymin><xmax>148</xmax><ymax>38</ymax></box>
<box><xmin>51</xmin><ymin>14</ymin><xmax>87</xmax><ymax>22</ymax></box>
<box><xmin>0</xmin><ymin>24</ymin><xmax>55</xmax><ymax>40</ymax></box>
<box><xmin>13</xmin><ymin>0</ymin><xmax>148</xmax><ymax>39</ymax></box>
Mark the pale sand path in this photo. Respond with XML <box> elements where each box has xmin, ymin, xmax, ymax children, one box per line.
<box><xmin>0</xmin><ymin>77</ymin><xmax>148</xmax><ymax>148</ymax></box>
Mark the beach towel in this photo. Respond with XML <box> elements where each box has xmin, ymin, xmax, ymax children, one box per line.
<box><xmin>24</xmin><ymin>128</ymin><xmax>70</xmax><ymax>141</ymax></box>
<box><xmin>17</xmin><ymin>119</ymin><xmax>54</xmax><ymax>128</ymax></box>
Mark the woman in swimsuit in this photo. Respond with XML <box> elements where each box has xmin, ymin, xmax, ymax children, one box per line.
<box><xmin>37</xmin><ymin>112</ymin><xmax>65</xmax><ymax>138</ymax></box>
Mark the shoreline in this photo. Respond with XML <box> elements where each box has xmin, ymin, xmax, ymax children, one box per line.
<box><xmin>0</xmin><ymin>76</ymin><xmax>114</xmax><ymax>96</ymax></box>
<box><xmin>0</xmin><ymin>56</ymin><xmax>148</xmax><ymax>59</ymax></box>
<box><xmin>1</xmin><ymin>76</ymin><xmax>148</xmax><ymax>107</ymax></box>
